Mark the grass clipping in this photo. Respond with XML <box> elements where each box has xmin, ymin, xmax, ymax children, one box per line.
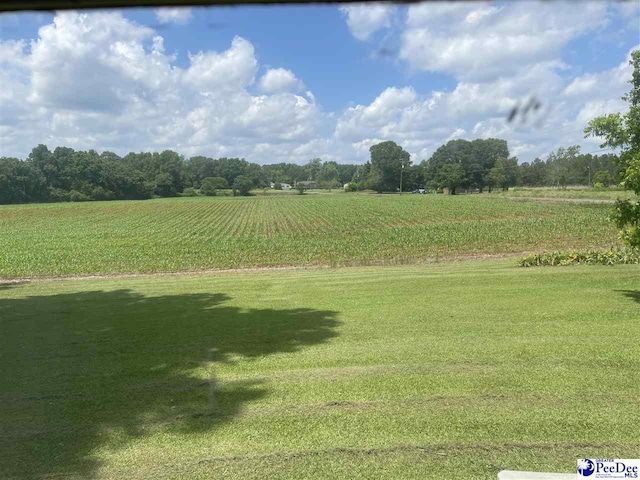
<box><xmin>519</xmin><ymin>247</ymin><xmax>640</xmax><ymax>267</ymax></box>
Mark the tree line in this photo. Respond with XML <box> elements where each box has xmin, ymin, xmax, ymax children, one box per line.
<box><xmin>0</xmin><ymin>140</ymin><xmax>620</xmax><ymax>204</ymax></box>
<box><xmin>349</xmin><ymin>138</ymin><xmax>619</xmax><ymax>195</ymax></box>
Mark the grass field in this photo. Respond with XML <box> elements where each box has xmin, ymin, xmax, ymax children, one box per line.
<box><xmin>1</xmin><ymin>260</ymin><xmax>638</xmax><ymax>479</ymax></box>
<box><xmin>0</xmin><ymin>194</ymin><xmax>620</xmax><ymax>278</ymax></box>
<box><xmin>496</xmin><ymin>187</ymin><xmax>637</xmax><ymax>201</ymax></box>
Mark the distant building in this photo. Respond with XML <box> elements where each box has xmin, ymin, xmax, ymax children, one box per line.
<box><xmin>281</xmin><ymin>183</ymin><xmax>292</xmax><ymax>190</ymax></box>
<box><xmin>297</xmin><ymin>180</ymin><xmax>319</xmax><ymax>189</ymax></box>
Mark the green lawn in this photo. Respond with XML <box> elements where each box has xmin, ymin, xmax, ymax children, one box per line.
<box><xmin>1</xmin><ymin>260</ymin><xmax>638</xmax><ymax>479</ymax></box>
<box><xmin>0</xmin><ymin>194</ymin><xmax>620</xmax><ymax>278</ymax></box>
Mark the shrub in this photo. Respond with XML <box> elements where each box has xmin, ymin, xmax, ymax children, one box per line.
<box><xmin>296</xmin><ymin>184</ymin><xmax>306</xmax><ymax>195</ymax></box>
<box><xmin>181</xmin><ymin>187</ymin><xmax>200</xmax><ymax>197</ymax></box>
<box><xmin>201</xmin><ymin>177</ymin><xmax>228</xmax><ymax>196</ymax></box>
<box><xmin>274</xmin><ymin>182</ymin><xmax>282</xmax><ymax>190</ymax></box>
<box><xmin>90</xmin><ymin>186</ymin><xmax>115</xmax><ymax>201</ymax></box>
<box><xmin>48</xmin><ymin>187</ymin><xmax>71</xmax><ymax>202</ymax></box>
<box><xmin>69</xmin><ymin>190</ymin><xmax>91</xmax><ymax>202</ymax></box>
<box><xmin>232</xmin><ymin>175</ymin><xmax>254</xmax><ymax>196</ymax></box>
<box><xmin>519</xmin><ymin>248</ymin><xmax>640</xmax><ymax>267</ymax></box>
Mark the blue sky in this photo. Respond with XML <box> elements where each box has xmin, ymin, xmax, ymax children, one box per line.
<box><xmin>0</xmin><ymin>2</ymin><xmax>638</xmax><ymax>164</ymax></box>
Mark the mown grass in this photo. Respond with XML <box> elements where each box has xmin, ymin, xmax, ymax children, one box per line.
<box><xmin>1</xmin><ymin>260</ymin><xmax>638</xmax><ymax>479</ymax></box>
<box><xmin>0</xmin><ymin>194</ymin><xmax>620</xmax><ymax>277</ymax></box>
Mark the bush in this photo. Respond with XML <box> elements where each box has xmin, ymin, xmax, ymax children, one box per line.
<box><xmin>201</xmin><ymin>177</ymin><xmax>228</xmax><ymax>196</ymax></box>
<box><xmin>519</xmin><ymin>248</ymin><xmax>640</xmax><ymax>267</ymax></box>
<box><xmin>90</xmin><ymin>186</ymin><xmax>115</xmax><ymax>201</ymax></box>
<box><xmin>232</xmin><ymin>175</ymin><xmax>254</xmax><ymax>196</ymax></box>
<box><xmin>69</xmin><ymin>190</ymin><xmax>91</xmax><ymax>202</ymax></box>
<box><xmin>48</xmin><ymin>187</ymin><xmax>71</xmax><ymax>202</ymax></box>
<box><xmin>593</xmin><ymin>182</ymin><xmax>605</xmax><ymax>190</ymax></box>
<box><xmin>181</xmin><ymin>187</ymin><xmax>200</xmax><ymax>197</ymax></box>
<box><xmin>274</xmin><ymin>182</ymin><xmax>282</xmax><ymax>190</ymax></box>
<box><xmin>296</xmin><ymin>184</ymin><xmax>306</xmax><ymax>195</ymax></box>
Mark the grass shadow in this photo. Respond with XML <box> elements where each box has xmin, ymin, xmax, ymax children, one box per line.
<box><xmin>0</xmin><ymin>289</ymin><xmax>339</xmax><ymax>478</ymax></box>
<box><xmin>0</xmin><ymin>281</ymin><xmax>30</xmax><ymax>291</ymax></box>
<box><xmin>616</xmin><ymin>290</ymin><xmax>640</xmax><ymax>304</ymax></box>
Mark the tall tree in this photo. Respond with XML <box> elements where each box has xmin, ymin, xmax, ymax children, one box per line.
<box><xmin>434</xmin><ymin>163</ymin><xmax>466</xmax><ymax>194</ymax></box>
<box><xmin>369</xmin><ymin>141</ymin><xmax>411</xmax><ymax>193</ymax></box>
<box><xmin>585</xmin><ymin>49</ymin><xmax>640</xmax><ymax>246</ymax></box>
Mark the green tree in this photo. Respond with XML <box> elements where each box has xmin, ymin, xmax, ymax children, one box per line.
<box><xmin>369</xmin><ymin>141</ymin><xmax>411</xmax><ymax>193</ymax></box>
<box><xmin>318</xmin><ymin>161</ymin><xmax>339</xmax><ymax>187</ymax></box>
<box><xmin>232</xmin><ymin>175</ymin><xmax>254</xmax><ymax>196</ymax></box>
<box><xmin>305</xmin><ymin>158</ymin><xmax>322</xmax><ymax>181</ymax></box>
<box><xmin>485</xmin><ymin>167</ymin><xmax>506</xmax><ymax>192</ymax></box>
<box><xmin>434</xmin><ymin>163</ymin><xmax>466</xmax><ymax>194</ymax></box>
<box><xmin>592</xmin><ymin>170</ymin><xmax>611</xmax><ymax>186</ymax></box>
<box><xmin>0</xmin><ymin>157</ymin><xmax>48</xmax><ymax>204</ymax></box>
<box><xmin>585</xmin><ymin>50</ymin><xmax>640</xmax><ymax>246</ymax></box>
<box><xmin>200</xmin><ymin>176</ymin><xmax>228</xmax><ymax>196</ymax></box>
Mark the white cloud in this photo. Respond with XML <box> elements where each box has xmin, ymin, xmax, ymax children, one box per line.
<box><xmin>339</xmin><ymin>4</ymin><xmax>394</xmax><ymax>41</ymax></box>
<box><xmin>184</xmin><ymin>36</ymin><xmax>258</xmax><ymax>92</ymax></box>
<box><xmin>400</xmin><ymin>1</ymin><xmax>607</xmax><ymax>81</ymax></box>
<box><xmin>258</xmin><ymin>68</ymin><xmax>304</xmax><ymax>93</ymax></box>
<box><xmin>0</xmin><ymin>12</ymin><xmax>324</xmax><ymax>163</ymax></box>
<box><xmin>0</xmin><ymin>5</ymin><xmax>636</xmax><ymax>167</ymax></box>
<box><xmin>154</xmin><ymin>7</ymin><xmax>192</xmax><ymax>25</ymax></box>
<box><xmin>333</xmin><ymin>50</ymin><xmax>634</xmax><ymax>163</ymax></box>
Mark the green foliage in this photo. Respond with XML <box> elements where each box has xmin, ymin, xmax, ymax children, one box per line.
<box><xmin>585</xmin><ymin>50</ymin><xmax>640</xmax><ymax>246</ymax></box>
<box><xmin>345</xmin><ymin>182</ymin><xmax>358</xmax><ymax>192</ymax></box>
<box><xmin>317</xmin><ymin>161</ymin><xmax>339</xmax><ymax>186</ymax></box>
<box><xmin>273</xmin><ymin>182</ymin><xmax>282</xmax><ymax>190</ymax></box>
<box><xmin>369</xmin><ymin>141</ymin><xmax>411</xmax><ymax>192</ymax></box>
<box><xmin>180</xmin><ymin>187</ymin><xmax>200</xmax><ymax>197</ymax></box>
<box><xmin>0</xmin><ymin>195</ymin><xmax>620</xmax><ymax>277</ymax></box>
<box><xmin>433</xmin><ymin>163</ymin><xmax>466</xmax><ymax>194</ymax></box>
<box><xmin>69</xmin><ymin>190</ymin><xmax>91</xmax><ymax>202</ymax></box>
<box><xmin>232</xmin><ymin>175</ymin><xmax>254</xmax><ymax>196</ymax></box>
<box><xmin>424</xmin><ymin>138</ymin><xmax>509</xmax><ymax>192</ymax></box>
<box><xmin>519</xmin><ymin>248</ymin><xmax>640</xmax><ymax>267</ymax></box>
<box><xmin>592</xmin><ymin>170</ymin><xmax>611</xmax><ymax>186</ymax></box>
<box><xmin>296</xmin><ymin>184</ymin><xmax>306</xmax><ymax>195</ymax></box>
<box><xmin>0</xmin><ymin>157</ymin><xmax>48</xmax><ymax>204</ymax></box>
<box><xmin>200</xmin><ymin>176</ymin><xmax>228</xmax><ymax>196</ymax></box>
<box><xmin>3</xmin><ymin>140</ymin><xmax>620</xmax><ymax>206</ymax></box>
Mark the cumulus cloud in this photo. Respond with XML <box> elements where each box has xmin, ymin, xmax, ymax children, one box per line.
<box><xmin>333</xmin><ymin>1</ymin><xmax>635</xmax><ymax>163</ymax></box>
<box><xmin>184</xmin><ymin>37</ymin><xmax>258</xmax><ymax>92</ymax></box>
<box><xmin>258</xmin><ymin>68</ymin><xmax>304</xmax><ymax>93</ymax></box>
<box><xmin>0</xmin><ymin>11</ymin><xmax>324</xmax><ymax>162</ymax></box>
<box><xmin>334</xmin><ymin>48</ymin><xmax>635</xmax><ymax>163</ymax></box>
<box><xmin>154</xmin><ymin>7</ymin><xmax>192</xmax><ymax>25</ymax></box>
<box><xmin>0</xmin><ymin>4</ymin><xmax>636</xmax><ymax>166</ymax></box>
<box><xmin>400</xmin><ymin>1</ymin><xmax>607</xmax><ymax>81</ymax></box>
<box><xmin>339</xmin><ymin>4</ymin><xmax>395</xmax><ymax>41</ymax></box>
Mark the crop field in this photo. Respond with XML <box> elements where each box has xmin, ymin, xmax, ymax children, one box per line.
<box><xmin>496</xmin><ymin>187</ymin><xmax>637</xmax><ymax>201</ymax></box>
<box><xmin>1</xmin><ymin>261</ymin><xmax>638</xmax><ymax>479</ymax></box>
<box><xmin>0</xmin><ymin>194</ymin><xmax>620</xmax><ymax>278</ymax></box>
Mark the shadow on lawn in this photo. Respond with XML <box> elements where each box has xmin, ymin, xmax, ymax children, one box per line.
<box><xmin>0</xmin><ymin>289</ymin><xmax>339</xmax><ymax>478</ymax></box>
<box><xmin>616</xmin><ymin>290</ymin><xmax>640</xmax><ymax>304</ymax></box>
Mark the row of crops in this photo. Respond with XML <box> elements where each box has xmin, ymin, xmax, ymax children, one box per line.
<box><xmin>0</xmin><ymin>194</ymin><xmax>619</xmax><ymax>277</ymax></box>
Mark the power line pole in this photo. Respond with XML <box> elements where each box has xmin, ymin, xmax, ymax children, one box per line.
<box><xmin>400</xmin><ymin>164</ymin><xmax>405</xmax><ymax>195</ymax></box>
